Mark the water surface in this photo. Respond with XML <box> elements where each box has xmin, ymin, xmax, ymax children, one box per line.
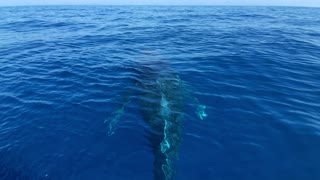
<box><xmin>0</xmin><ymin>6</ymin><xmax>320</xmax><ymax>180</ymax></box>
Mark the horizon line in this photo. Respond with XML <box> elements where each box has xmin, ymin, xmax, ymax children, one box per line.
<box><xmin>0</xmin><ymin>4</ymin><xmax>319</xmax><ymax>8</ymax></box>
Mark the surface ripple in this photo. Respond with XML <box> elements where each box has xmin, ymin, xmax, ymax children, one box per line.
<box><xmin>0</xmin><ymin>6</ymin><xmax>320</xmax><ymax>180</ymax></box>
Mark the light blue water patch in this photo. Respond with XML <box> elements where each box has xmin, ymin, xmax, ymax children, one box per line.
<box><xmin>196</xmin><ymin>105</ymin><xmax>207</xmax><ymax>120</ymax></box>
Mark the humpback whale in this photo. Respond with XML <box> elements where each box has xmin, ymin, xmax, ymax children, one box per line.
<box><xmin>105</xmin><ymin>57</ymin><xmax>207</xmax><ymax>180</ymax></box>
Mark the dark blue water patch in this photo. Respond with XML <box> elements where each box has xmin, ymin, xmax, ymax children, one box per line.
<box><xmin>0</xmin><ymin>5</ymin><xmax>320</xmax><ymax>180</ymax></box>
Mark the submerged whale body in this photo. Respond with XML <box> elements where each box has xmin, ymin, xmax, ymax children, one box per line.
<box><xmin>106</xmin><ymin>59</ymin><xmax>207</xmax><ymax>180</ymax></box>
<box><xmin>135</xmin><ymin>61</ymin><xmax>184</xmax><ymax>180</ymax></box>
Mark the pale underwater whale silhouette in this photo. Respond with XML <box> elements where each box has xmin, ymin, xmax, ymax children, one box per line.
<box><xmin>105</xmin><ymin>57</ymin><xmax>207</xmax><ymax>180</ymax></box>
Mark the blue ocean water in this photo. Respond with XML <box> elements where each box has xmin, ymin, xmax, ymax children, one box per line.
<box><xmin>0</xmin><ymin>5</ymin><xmax>320</xmax><ymax>180</ymax></box>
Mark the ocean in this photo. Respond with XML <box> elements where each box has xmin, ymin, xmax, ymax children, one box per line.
<box><xmin>0</xmin><ymin>6</ymin><xmax>320</xmax><ymax>180</ymax></box>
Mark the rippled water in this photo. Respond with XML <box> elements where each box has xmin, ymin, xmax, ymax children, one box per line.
<box><xmin>0</xmin><ymin>6</ymin><xmax>320</xmax><ymax>180</ymax></box>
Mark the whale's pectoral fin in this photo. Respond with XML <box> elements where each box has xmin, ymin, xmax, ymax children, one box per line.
<box><xmin>105</xmin><ymin>94</ymin><xmax>131</xmax><ymax>136</ymax></box>
<box><xmin>196</xmin><ymin>104</ymin><xmax>207</xmax><ymax>120</ymax></box>
<box><xmin>192</xmin><ymin>97</ymin><xmax>208</xmax><ymax>120</ymax></box>
<box><xmin>104</xmin><ymin>106</ymin><xmax>125</xmax><ymax>136</ymax></box>
<box><xmin>177</xmin><ymin>76</ymin><xmax>208</xmax><ymax>120</ymax></box>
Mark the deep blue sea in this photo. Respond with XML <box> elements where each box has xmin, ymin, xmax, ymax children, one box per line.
<box><xmin>0</xmin><ymin>6</ymin><xmax>320</xmax><ymax>180</ymax></box>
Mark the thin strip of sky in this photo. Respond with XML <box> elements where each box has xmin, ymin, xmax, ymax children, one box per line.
<box><xmin>0</xmin><ymin>0</ymin><xmax>319</xmax><ymax>7</ymax></box>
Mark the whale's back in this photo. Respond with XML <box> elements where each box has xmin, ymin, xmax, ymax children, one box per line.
<box><xmin>132</xmin><ymin>61</ymin><xmax>184</xmax><ymax>180</ymax></box>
